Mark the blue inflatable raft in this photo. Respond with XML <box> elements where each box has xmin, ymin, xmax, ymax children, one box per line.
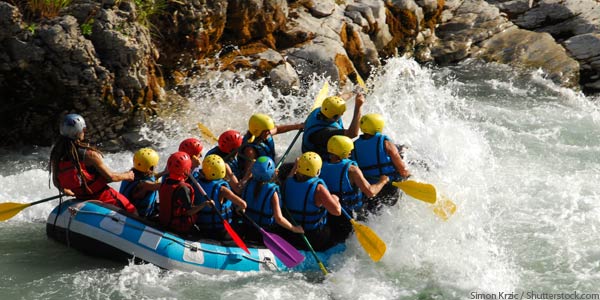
<box><xmin>46</xmin><ymin>200</ymin><xmax>345</xmax><ymax>274</ymax></box>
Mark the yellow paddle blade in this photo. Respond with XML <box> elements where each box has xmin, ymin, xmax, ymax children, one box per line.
<box><xmin>355</xmin><ymin>72</ymin><xmax>367</xmax><ymax>93</ymax></box>
<box><xmin>310</xmin><ymin>82</ymin><xmax>330</xmax><ymax>111</ymax></box>
<box><xmin>432</xmin><ymin>195</ymin><xmax>457</xmax><ymax>221</ymax></box>
<box><xmin>0</xmin><ymin>202</ymin><xmax>30</xmax><ymax>221</ymax></box>
<box><xmin>197</xmin><ymin>122</ymin><xmax>218</xmax><ymax>144</ymax></box>
<box><xmin>350</xmin><ymin>219</ymin><xmax>386</xmax><ymax>262</ymax></box>
<box><xmin>392</xmin><ymin>180</ymin><xmax>436</xmax><ymax>204</ymax></box>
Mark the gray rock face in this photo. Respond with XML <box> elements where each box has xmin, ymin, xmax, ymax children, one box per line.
<box><xmin>0</xmin><ymin>8</ymin><xmax>112</xmax><ymax>146</ymax></box>
<box><xmin>0</xmin><ymin>1</ymin><xmax>163</xmax><ymax>147</ymax></box>
<box><xmin>514</xmin><ymin>0</ymin><xmax>600</xmax><ymax>38</ymax></box>
<box><xmin>432</xmin><ymin>0</ymin><xmax>514</xmax><ymax>63</ymax></box>
<box><xmin>564</xmin><ymin>33</ymin><xmax>600</xmax><ymax>90</ymax></box>
<box><xmin>477</xmin><ymin>27</ymin><xmax>580</xmax><ymax>87</ymax></box>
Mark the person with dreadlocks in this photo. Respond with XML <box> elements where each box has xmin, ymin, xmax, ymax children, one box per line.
<box><xmin>49</xmin><ymin>113</ymin><xmax>137</xmax><ymax>214</ymax></box>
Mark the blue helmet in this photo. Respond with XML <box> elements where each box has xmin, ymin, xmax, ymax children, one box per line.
<box><xmin>251</xmin><ymin>156</ymin><xmax>275</xmax><ymax>182</ymax></box>
<box><xmin>60</xmin><ymin>113</ymin><xmax>86</xmax><ymax>139</ymax></box>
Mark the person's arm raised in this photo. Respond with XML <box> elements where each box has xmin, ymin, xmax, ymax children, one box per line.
<box><xmin>85</xmin><ymin>150</ymin><xmax>134</xmax><ymax>182</ymax></box>
<box><xmin>344</xmin><ymin>93</ymin><xmax>365</xmax><ymax>138</ymax></box>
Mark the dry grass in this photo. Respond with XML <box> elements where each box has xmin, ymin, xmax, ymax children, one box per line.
<box><xmin>7</xmin><ymin>0</ymin><xmax>71</xmax><ymax>20</ymax></box>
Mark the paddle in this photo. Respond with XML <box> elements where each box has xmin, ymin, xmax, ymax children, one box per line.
<box><xmin>341</xmin><ymin>208</ymin><xmax>386</xmax><ymax>262</ymax></box>
<box><xmin>310</xmin><ymin>81</ymin><xmax>330</xmax><ymax>111</ymax></box>
<box><xmin>188</xmin><ymin>175</ymin><xmax>250</xmax><ymax>254</ymax></box>
<box><xmin>281</xmin><ymin>206</ymin><xmax>328</xmax><ymax>274</ymax></box>
<box><xmin>392</xmin><ymin>180</ymin><xmax>436</xmax><ymax>204</ymax></box>
<box><xmin>349</xmin><ymin>71</ymin><xmax>367</xmax><ymax>93</ymax></box>
<box><xmin>391</xmin><ymin>180</ymin><xmax>457</xmax><ymax>220</ymax></box>
<box><xmin>239</xmin><ymin>211</ymin><xmax>304</xmax><ymax>268</ymax></box>
<box><xmin>432</xmin><ymin>194</ymin><xmax>457</xmax><ymax>221</ymax></box>
<box><xmin>197</xmin><ymin>122</ymin><xmax>219</xmax><ymax>144</ymax></box>
<box><xmin>0</xmin><ymin>195</ymin><xmax>62</xmax><ymax>222</ymax></box>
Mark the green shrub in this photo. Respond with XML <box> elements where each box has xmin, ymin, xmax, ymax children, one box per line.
<box><xmin>134</xmin><ymin>0</ymin><xmax>166</xmax><ymax>28</ymax></box>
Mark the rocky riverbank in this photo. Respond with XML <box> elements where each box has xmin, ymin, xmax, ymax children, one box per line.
<box><xmin>0</xmin><ymin>0</ymin><xmax>598</xmax><ymax>149</ymax></box>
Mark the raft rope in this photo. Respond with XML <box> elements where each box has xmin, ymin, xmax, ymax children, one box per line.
<box><xmin>67</xmin><ymin>207</ymin><xmax>277</xmax><ymax>268</ymax></box>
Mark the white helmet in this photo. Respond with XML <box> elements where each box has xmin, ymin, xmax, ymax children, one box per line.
<box><xmin>60</xmin><ymin>114</ymin><xmax>86</xmax><ymax>139</ymax></box>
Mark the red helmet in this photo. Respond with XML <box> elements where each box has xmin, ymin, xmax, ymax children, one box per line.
<box><xmin>218</xmin><ymin>130</ymin><xmax>243</xmax><ymax>154</ymax></box>
<box><xmin>167</xmin><ymin>151</ymin><xmax>192</xmax><ymax>180</ymax></box>
<box><xmin>179</xmin><ymin>138</ymin><xmax>203</xmax><ymax>157</ymax></box>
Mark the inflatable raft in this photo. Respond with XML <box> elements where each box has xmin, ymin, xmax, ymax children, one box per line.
<box><xmin>46</xmin><ymin>200</ymin><xmax>345</xmax><ymax>274</ymax></box>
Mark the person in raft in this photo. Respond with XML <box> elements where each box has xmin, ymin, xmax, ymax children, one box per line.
<box><xmin>193</xmin><ymin>154</ymin><xmax>247</xmax><ymax>240</ymax></box>
<box><xmin>238</xmin><ymin>113</ymin><xmax>303</xmax><ymax>180</ymax></box>
<box><xmin>319</xmin><ymin>135</ymin><xmax>389</xmax><ymax>242</ymax></box>
<box><xmin>282</xmin><ymin>152</ymin><xmax>341</xmax><ymax>251</ymax></box>
<box><xmin>119</xmin><ymin>148</ymin><xmax>161</xmax><ymax>218</ymax></box>
<box><xmin>239</xmin><ymin>156</ymin><xmax>304</xmax><ymax>243</ymax></box>
<box><xmin>352</xmin><ymin>113</ymin><xmax>411</xmax><ymax>213</ymax></box>
<box><xmin>301</xmin><ymin>93</ymin><xmax>365</xmax><ymax>159</ymax></box>
<box><xmin>178</xmin><ymin>137</ymin><xmax>204</xmax><ymax>176</ymax></box>
<box><xmin>205</xmin><ymin>130</ymin><xmax>244</xmax><ymax>194</ymax></box>
<box><xmin>49</xmin><ymin>113</ymin><xmax>137</xmax><ymax>214</ymax></box>
<box><xmin>158</xmin><ymin>151</ymin><xmax>213</xmax><ymax>235</ymax></box>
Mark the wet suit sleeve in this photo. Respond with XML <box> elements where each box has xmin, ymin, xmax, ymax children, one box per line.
<box><xmin>309</xmin><ymin>127</ymin><xmax>345</xmax><ymax>150</ymax></box>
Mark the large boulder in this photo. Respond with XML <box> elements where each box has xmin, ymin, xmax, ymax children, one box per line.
<box><xmin>224</xmin><ymin>0</ymin><xmax>288</xmax><ymax>45</ymax></box>
<box><xmin>0</xmin><ymin>4</ymin><xmax>113</xmax><ymax>146</ymax></box>
<box><xmin>152</xmin><ymin>0</ymin><xmax>228</xmax><ymax>70</ymax></box>
<box><xmin>476</xmin><ymin>27</ymin><xmax>580</xmax><ymax>87</ymax></box>
<box><xmin>564</xmin><ymin>33</ymin><xmax>600</xmax><ymax>91</ymax></box>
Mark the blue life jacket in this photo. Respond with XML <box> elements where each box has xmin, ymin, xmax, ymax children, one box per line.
<box><xmin>352</xmin><ymin>133</ymin><xmax>400</xmax><ymax>183</ymax></box>
<box><xmin>192</xmin><ymin>175</ymin><xmax>233</xmax><ymax>231</ymax></box>
<box><xmin>206</xmin><ymin>146</ymin><xmax>243</xmax><ymax>179</ymax></box>
<box><xmin>242</xmin><ymin>179</ymin><xmax>279</xmax><ymax>227</ymax></box>
<box><xmin>119</xmin><ymin>171</ymin><xmax>158</xmax><ymax>217</ymax></box>
<box><xmin>239</xmin><ymin>132</ymin><xmax>275</xmax><ymax>171</ymax></box>
<box><xmin>320</xmin><ymin>158</ymin><xmax>363</xmax><ymax>211</ymax></box>
<box><xmin>283</xmin><ymin>176</ymin><xmax>327</xmax><ymax>231</ymax></box>
<box><xmin>302</xmin><ymin>108</ymin><xmax>344</xmax><ymax>157</ymax></box>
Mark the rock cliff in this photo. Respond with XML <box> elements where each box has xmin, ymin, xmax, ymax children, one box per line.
<box><xmin>0</xmin><ymin>0</ymin><xmax>597</xmax><ymax>148</ymax></box>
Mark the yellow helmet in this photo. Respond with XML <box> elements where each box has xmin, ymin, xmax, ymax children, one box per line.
<box><xmin>327</xmin><ymin>135</ymin><xmax>354</xmax><ymax>158</ymax></box>
<box><xmin>360</xmin><ymin>113</ymin><xmax>385</xmax><ymax>135</ymax></box>
<box><xmin>248</xmin><ymin>113</ymin><xmax>275</xmax><ymax>138</ymax></box>
<box><xmin>321</xmin><ymin>96</ymin><xmax>346</xmax><ymax>119</ymax></box>
<box><xmin>297</xmin><ymin>152</ymin><xmax>322</xmax><ymax>177</ymax></box>
<box><xmin>133</xmin><ymin>148</ymin><xmax>159</xmax><ymax>173</ymax></box>
<box><xmin>202</xmin><ymin>154</ymin><xmax>226</xmax><ymax>180</ymax></box>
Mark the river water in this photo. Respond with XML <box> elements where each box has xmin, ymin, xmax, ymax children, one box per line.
<box><xmin>1</xmin><ymin>57</ymin><xmax>599</xmax><ymax>299</ymax></box>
